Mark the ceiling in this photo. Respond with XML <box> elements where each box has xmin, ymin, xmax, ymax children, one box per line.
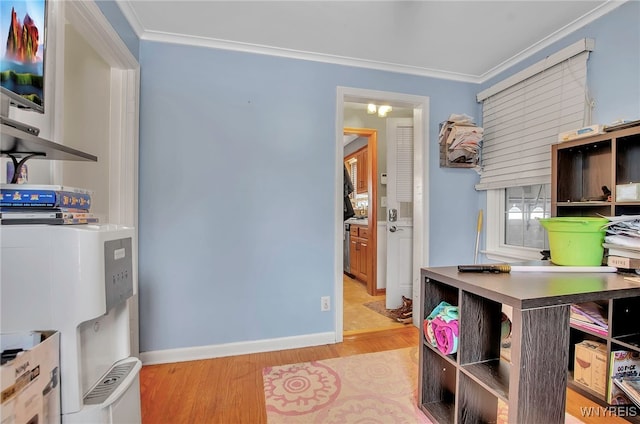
<box><xmin>116</xmin><ymin>1</ymin><xmax>623</xmax><ymax>83</ymax></box>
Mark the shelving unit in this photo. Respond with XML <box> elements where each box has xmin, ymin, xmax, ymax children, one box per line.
<box><xmin>552</xmin><ymin>125</ymin><xmax>640</xmax><ymax>217</ymax></box>
<box><xmin>418</xmin><ymin>266</ymin><xmax>640</xmax><ymax>424</ymax></box>
<box><xmin>551</xmin><ymin>124</ymin><xmax>640</xmax><ymax>412</ymax></box>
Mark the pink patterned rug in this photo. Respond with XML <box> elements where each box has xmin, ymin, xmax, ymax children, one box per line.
<box><xmin>263</xmin><ymin>347</ymin><xmax>429</xmax><ymax>424</ymax></box>
<box><xmin>263</xmin><ymin>347</ymin><xmax>584</xmax><ymax>424</ymax></box>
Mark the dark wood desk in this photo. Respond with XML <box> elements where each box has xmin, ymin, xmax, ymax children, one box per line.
<box><xmin>418</xmin><ymin>265</ymin><xmax>640</xmax><ymax>424</ymax></box>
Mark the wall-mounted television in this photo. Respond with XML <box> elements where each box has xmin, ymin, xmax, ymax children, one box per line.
<box><xmin>0</xmin><ymin>0</ymin><xmax>47</xmax><ymax>115</ymax></box>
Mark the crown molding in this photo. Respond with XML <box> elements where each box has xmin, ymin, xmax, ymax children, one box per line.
<box><xmin>115</xmin><ymin>0</ymin><xmax>627</xmax><ymax>84</ymax></box>
<box><xmin>141</xmin><ymin>30</ymin><xmax>481</xmax><ymax>83</ymax></box>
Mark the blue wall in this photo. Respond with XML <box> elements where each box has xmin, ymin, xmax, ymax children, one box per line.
<box><xmin>137</xmin><ymin>43</ymin><xmax>478</xmax><ymax>352</ymax></box>
<box><xmin>103</xmin><ymin>1</ymin><xmax>639</xmax><ymax>353</ymax></box>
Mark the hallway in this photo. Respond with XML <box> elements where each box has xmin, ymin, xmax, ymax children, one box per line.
<box><xmin>343</xmin><ymin>274</ymin><xmax>409</xmax><ymax>335</ymax></box>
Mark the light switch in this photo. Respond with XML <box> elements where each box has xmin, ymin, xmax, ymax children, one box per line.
<box><xmin>381</xmin><ymin>173</ymin><xmax>387</xmax><ymax>184</ymax></box>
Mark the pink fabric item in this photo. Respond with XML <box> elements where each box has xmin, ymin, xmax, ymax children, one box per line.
<box><xmin>431</xmin><ymin>316</ymin><xmax>459</xmax><ymax>355</ymax></box>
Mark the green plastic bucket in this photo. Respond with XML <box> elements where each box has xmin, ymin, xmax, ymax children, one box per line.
<box><xmin>538</xmin><ymin>217</ymin><xmax>609</xmax><ymax>266</ymax></box>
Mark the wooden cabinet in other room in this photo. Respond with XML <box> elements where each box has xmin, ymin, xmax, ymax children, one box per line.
<box><xmin>356</xmin><ymin>148</ymin><xmax>368</xmax><ymax>194</ymax></box>
<box><xmin>344</xmin><ymin>146</ymin><xmax>368</xmax><ymax>195</ymax></box>
<box><xmin>349</xmin><ymin>224</ymin><xmax>369</xmax><ymax>283</ymax></box>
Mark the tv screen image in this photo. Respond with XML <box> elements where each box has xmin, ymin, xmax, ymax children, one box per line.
<box><xmin>0</xmin><ymin>0</ymin><xmax>46</xmax><ymax>112</ymax></box>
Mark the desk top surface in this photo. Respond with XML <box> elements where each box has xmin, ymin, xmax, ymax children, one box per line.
<box><xmin>422</xmin><ymin>263</ymin><xmax>640</xmax><ymax>309</ymax></box>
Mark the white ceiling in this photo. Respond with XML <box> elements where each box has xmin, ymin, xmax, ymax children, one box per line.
<box><xmin>116</xmin><ymin>1</ymin><xmax>624</xmax><ymax>83</ymax></box>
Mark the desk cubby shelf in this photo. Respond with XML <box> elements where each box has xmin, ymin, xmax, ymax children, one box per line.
<box><xmin>419</xmin><ymin>266</ymin><xmax>640</xmax><ymax>424</ymax></box>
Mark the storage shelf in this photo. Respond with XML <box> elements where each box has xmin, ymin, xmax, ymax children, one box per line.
<box><xmin>567</xmin><ymin>376</ymin><xmax>606</xmax><ymax>403</ymax></box>
<box><xmin>423</xmin><ymin>341</ymin><xmax>457</xmax><ymax>366</ymax></box>
<box><xmin>1</xmin><ymin>123</ymin><xmax>97</xmax><ymax>162</ymax></box>
<box><xmin>612</xmin><ymin>334</ymin><xmax>640</xmax><ymax>352</ymax></box>
<box><xmin>556</xmin><ymin>202</ymin><xmax>611</xmax><ymax>206</ymax></box>
<box><xmin>553</xmin><ymin>124</ymin><xmax>640</xmax><ymax>413</ymax></box>
<box><xmin>419</xmin><ymin>402</ymin><xmax>454</xmax><ymax>424</ymax></box>
<box><xmin>460</xmin><ymin>359</ymin><xmax>510</xmax><ymax>402</ymax></box>
<box><xmin>569</xmin><ymin>323</ymin><xmax>609</xmax><ymax>339</ymax></box>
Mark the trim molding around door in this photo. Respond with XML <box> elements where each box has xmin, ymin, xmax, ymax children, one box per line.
<box><xmin>335</xmin><ymin>86</ymin><xmax>430</xmax><ymax>343</ymax></box>
<box><xmin>344</xmin><ymin>127</ymin><xmax>378</xmax><ymax>296</ymax></box>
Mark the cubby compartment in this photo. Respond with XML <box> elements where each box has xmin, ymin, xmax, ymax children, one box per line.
<box><xmin>457</xmin><ymin>372</ymin><xmax>499</xmax><ymax>424</ymax></box>
<box><xmin>607</xmin><ymin>342</ymin><xmax>640</xmax><ymax>420</ymax></box>
<box><xmin>555</xmin><ymin>140</ymin><xmax>612</xmax><ymax>203</ymax></box>
<box><xmin>616</xmin><ymin>133</ymin><xmax>640</xmax><ymax>186</ymax></box>
<box><xmin>611</xmin><ymin>297</ymin><xmax>640</xmax><ymax>350</ymax></box>
<box><xmin>567</xmin><ymin>328</ymin><xmax>607</xmax><ymax>401</ymax></box>
<box><xmin>423</xmin><ymin>277</ymin><xmax>459</xmax><ymax>316</ymax></box>
<box><xmin>457</xmin><ymin>291</ymin><xmax>509</xmax><ymax>401</ymax></box>
<box><xmin>422</xmin><ymin>277</ymin><xmax>460</xmax><ymax>362</ymax></box>
<box><xmin>569</xmin><ymin>300</ymin><xmax>609</xmax><ymax>337</ymax></box>
<box><xmin>555</xmin><ymin>204</ymin><xmax>612</xmax><ymax>218</ymax></box>
<box><xmin>419</xmin><ymin>345</ymin><xmax>457</xmax><ymax>424</ymax></box>
<box><xmin>615</xmin><ymin>204</ymin><xmax>640</xmax><ymax>216</ymax></box>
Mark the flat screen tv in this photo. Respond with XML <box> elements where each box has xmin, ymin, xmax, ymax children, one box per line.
<box><xmin>0</xmin><ymin>0</ymin><xmax>47</xmax><ymax>114</ymax></box>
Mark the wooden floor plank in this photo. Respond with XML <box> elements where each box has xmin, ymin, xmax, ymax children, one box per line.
<box><xmin>140</xmin><ymin>315</ymin><xmax>624</xmax><ymax>423</ymax></box>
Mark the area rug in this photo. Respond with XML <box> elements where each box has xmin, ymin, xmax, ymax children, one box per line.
<box><xmin>263</xmin><ymin>347</ymin><xmax>585</xmax><ymax>424</ymax></box>
<box><xmin>263</xmin><ymin>347</ymin><xmax>429</xmax><ymax>423</ymax></box>
<box><xmin>363</xmin><ymin>299</ymin><xmax>400</xmax><ymax>320</ymax></box>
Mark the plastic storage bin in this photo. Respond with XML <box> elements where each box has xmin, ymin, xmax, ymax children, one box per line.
<box><xmin>538</xmin><ymin>217</ymin><xmax>609</xmax><ymax>266</ymax></box>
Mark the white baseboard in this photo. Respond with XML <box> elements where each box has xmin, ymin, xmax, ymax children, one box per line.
<box><xmin>140</xmin><ymin>331</ymin><xmax>337</xmax><ymax>365</ymax></box>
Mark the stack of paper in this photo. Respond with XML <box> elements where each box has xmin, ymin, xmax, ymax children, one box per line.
<box><xmin>438</xmin><ymin>114</ymin><xmax>482</xmax><ymax>165</ymax></box>
<box><xmin>603</xmin><ymin>215</ymin><xmax>640</xmax><ymax>269</ymax></box>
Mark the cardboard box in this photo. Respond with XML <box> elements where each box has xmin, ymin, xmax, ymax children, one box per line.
<box><xmin>616</xmin><ymin>183</ymin><xmax>640</xmax><ymax>202</ymax></box>
<box><xmin>574</xmin><ymin>340</ymin><xmax>607</xmax><ymax>396</ymax></box>
<box><xmin>1</xmin><ymin>331</ymin><xmax>60</xmax><ymax>424</ymax></box>
<box><xmin>608</xmin><ymin>350</ymin><xmax>640</xmax><ymax>405</ymax></box>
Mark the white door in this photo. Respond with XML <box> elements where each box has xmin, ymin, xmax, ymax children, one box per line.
<box><xmin>386</xmin><ymin>118</ymin><xmax>414</xmax><ymax>309</ymax></box>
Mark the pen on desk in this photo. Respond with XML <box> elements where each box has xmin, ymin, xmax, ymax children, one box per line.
<box><xmin>457</xmin><ymin>264</ymin><xmax>618</xmax><ymax>273</ymax></box>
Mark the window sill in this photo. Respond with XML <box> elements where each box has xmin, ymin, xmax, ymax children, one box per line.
<box><xmin>483</xmin><ymin>248</ymin><xmax>543</xmax><ymax>263</ymax></box>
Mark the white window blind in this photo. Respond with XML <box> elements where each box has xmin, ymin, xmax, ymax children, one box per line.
<box><xmin>395</xmin><ymin>124</ymin><xmax>414</xmax><ymax>202</ymax></box>
<box><xmin>475</xmin><ymin>49</ymin><xmax>591</xmax><ymax>190</ymax></box>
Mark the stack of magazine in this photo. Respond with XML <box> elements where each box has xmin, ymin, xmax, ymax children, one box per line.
<box><xmin>570</xmin><ymin>301</ymin><xmax>608</xmax><ymax>336</ymax></box>
<box><xmin>0</xmin><ymin>184</ymin><xmax>98</xmax><ymax>225</ymax></box>
<box><xmin>613</xmin><ymin>377</ymin><xmax>640</xmax><ymax>407</ymax></box>
<box><xmin>604</xmin><ymin>215</ymin><xmax>640</xmax><ymax>271</ymax></box>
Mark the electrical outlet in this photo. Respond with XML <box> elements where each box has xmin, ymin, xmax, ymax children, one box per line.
<box><xmin>321</xmin><ymin>296</ymin><xmax>330</xmax><ymax>311</ymax></box>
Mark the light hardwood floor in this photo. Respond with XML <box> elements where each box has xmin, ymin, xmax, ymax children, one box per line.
<box><xmin>140</xmin><ymin>326</ymin><xmax>418</xmax><ymax>424</ymax></box>
<box><xmin>343</xmin><ymin>273</ymin><xmax>407</xmax><ymax>334</ymax></box>
<box><xmin>140</xmin><ymin>325</ymin><xmax>627</xmax><ymax>424</ymax></box>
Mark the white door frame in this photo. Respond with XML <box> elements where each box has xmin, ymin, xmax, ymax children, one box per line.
<box><xmin>53</xmin><ymin>0</ymin><xmax>140</xmax><ymax>355</ymax></box>
<box><xmin>62</xmin><ymin>1</ymin><xmax>140</xmax><ymax>229</ymax></box>
<box><xmin>335</xmin><ymin>87</ymin><xmax>430</xmax><ymax>342</ymax></box>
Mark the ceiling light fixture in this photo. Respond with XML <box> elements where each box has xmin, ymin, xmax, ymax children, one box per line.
<box><xmin>367</xmin><ymin>103</ymin><xmax>377</xmax><ymax>114</ymax></box>
<box><xmin>377</xmin><ymin>105</ymin><xmax>392</xmax><ymax>117</ymax></box>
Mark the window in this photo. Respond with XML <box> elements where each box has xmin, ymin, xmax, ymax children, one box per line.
<box><xmin>486</xmin><ymin>186</ymin><xmax>553</xmax><ymax>261</ymax></box>
<box><xmin>504</xmin><ymin>184</ymin><xmax>550</xmax><ymax>249</ymax></box>
<box><xmin>479</xmin><ymin>39</ymin><xmax>593</xmax><ymax>261</ymax></box>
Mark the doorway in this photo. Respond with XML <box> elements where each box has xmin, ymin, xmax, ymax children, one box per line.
<box><xmin>335</xmin><ymin>87</ymin><xmax>430</xmax><ymax>341</ymax></box>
